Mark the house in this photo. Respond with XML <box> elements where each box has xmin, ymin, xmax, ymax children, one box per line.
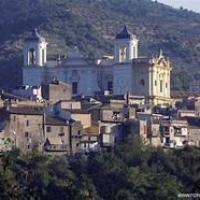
<box><xmin>188</xmin><ymin>126</ymin><xmax>200</xmax><ymax>147</ymax></box>
<box><xmin>79</xmin><ymin>125</ymin><xmax>100</xmax><ymax>153</ymax></box>
<box><xmin>42</xmin><ymin>79</ymin><xmax>72</xmax><ymax>103</ymax></box>
<box><xmin>160</xmin><ymin>118</ymin><xmax>188</xmax><ymax>148</ymax></box>
<box><xmin>51</xmin><ymin>100</ymin><xmax>92</xmax><ymax>128</ymax></box>
<box><xmin>99</xmin><ymin>120</ymin><xmax>124</xmax><ymax>148</ymax></box>
<box><xmin>44</xmin><ymin>117</ymin><xmax>83</xmax><ymax>155</ymax></box>
<box><xmin>12</xmin><ymin>85</ymin><xmax>42</xmax><ymax>101</ymax></box>
<box><xmin>7</xmin><ymin>105</ymin><xmax>44</xmax><ymax>153</ymax></box>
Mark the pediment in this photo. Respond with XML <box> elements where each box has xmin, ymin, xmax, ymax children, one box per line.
<box><xmin>156</xmin><ymin>57</ymin><xmax>170</xmax><ymax>69</ymax></box>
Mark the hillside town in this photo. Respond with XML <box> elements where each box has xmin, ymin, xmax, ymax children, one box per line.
<box><xmin>0</xmin><ymin>27</ymin><xmax>199</xmax><ymax>155</ymax></box>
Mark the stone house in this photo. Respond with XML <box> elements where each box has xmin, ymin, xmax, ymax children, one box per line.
<box><xmin>42</xmin><ymin>79</ymin><xmax>72</xmax><ymax>103</ymax></box>
<box><xmin>44</xmin><ymin>117</ymin><xmax>83</xmax><ymax>155</ymax></box>
<box><xmin>160</xmin><ymin>118</ymin><xmax>188</xmax><ymax>148</ymax></box>
<box><xmin>79</xmin><ymin>125</ymin><xmax>100</xmax><ymax>153</ymax></box>
<box><xmin>8</xmin><ymin>106</ymin><xmax>44</xmax><ymax>154</ymax></box>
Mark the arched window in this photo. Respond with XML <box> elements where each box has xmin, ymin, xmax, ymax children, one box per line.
<box><xmin>29</xmin><ymin>48</ymin><xmax>35</xmax><ymax>65</ymax></box>
<box><xmin>42</xmin><ymin>49</ymin><xmax>45</xmax><ymax>65</ymax></box>
<box><xmin>119</xmin><ymin>46</ymin><xmax>127</xmax><ymax>62</ymax></box>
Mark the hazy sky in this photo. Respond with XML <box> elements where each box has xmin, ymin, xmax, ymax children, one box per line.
<box><xmin>158</xmin><ymin>0</ymin><xmax>200</xmax><ymax>13</ymax></box>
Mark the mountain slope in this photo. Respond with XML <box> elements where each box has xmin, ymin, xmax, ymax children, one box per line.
<box><xmin>0</xmin><ymin>0</ymin><xmax>200</xmax><ymax>89</ymax></box>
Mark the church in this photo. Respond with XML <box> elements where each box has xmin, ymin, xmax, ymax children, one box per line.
<box><xmin>23</xmin><ymin>26</ymin><xmax>171</xmax><ymax>104</ymax></box>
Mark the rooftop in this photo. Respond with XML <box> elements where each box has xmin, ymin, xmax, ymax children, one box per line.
<box><xmin>9</xmin><ymin>106</ymin><xmax>43</xmax><ymax>115</ymax></box>
<box><xmin>115</xmin><ymin>26</ymin><xmax>137</xmax><ymax>40</ymax></box>
<box><xmin>84</xmin><ymin>126</ymin><xmax>99</xmax><ymax>135</ymax></box>
<box><xmin>45</xmin><ymin>116</ymin><xmax>68</xmax><ymax>126</ymax></box>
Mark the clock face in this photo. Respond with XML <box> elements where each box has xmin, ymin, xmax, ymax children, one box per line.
<box><xmin>118</xmin><ymin>77</ymin><xmax>126</xmax><ymax>87</ymax></box>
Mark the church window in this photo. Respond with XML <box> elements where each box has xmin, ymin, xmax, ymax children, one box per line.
<box><xmin>133</xmin><ymin>46</ymin><xmax>136</xmax><ymax>57</ymax></box>
<box><xmin>160</xmin><ymin>80</ymin><xmax>163</xmax><ymax>92</ymax></box>
<box><xmin>42</xmin><ymin>49</ymin><xmax>45</xmax><ymax>65</ymax></box>
<box><xmin>140</xmin><ymin>79</ymin><xmax>145</xmax><ymax>86</ymax></box>
<box><xmin>46</xmin><ymin>126</ymin><xmax>51</xmax><ymax>132</ymax></box>
<box><xmin>72</xmin><ymin>82</ymin><xmax>78</xmax><ymax>95</ymax></box>
<box><xmin>166</xmin><ymin>83</ymin><xmax>168</xmax><ymax>88</ymax></box>
<box><xmin>107</xmin><ymin>81</ymin><xmax>113</xmax><ymax>94</ymax></box>
<box><xmin>120</xmin><ymin>46</ymin><xmax>126</xmax><ymax>62</ymax></box>
<box><xmin>29</xmin><ymin>48</ymin><xmax>35</xmax><ymax>65</ymax></box>
<box><xmin>155</xmin><ymin>80</ymin><xmax>157</xmax><ymax>86</ymax></box>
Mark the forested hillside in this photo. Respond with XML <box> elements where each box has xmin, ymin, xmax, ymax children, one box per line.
<box><xmin>0</xmin><ymin>136</ymin><xmax>200</xmax><ymax>199</ymax></box>
<box><xmin>1</xmin><ymin>0</ymin><xmax>200</xmax><ymax>89</ymax></box>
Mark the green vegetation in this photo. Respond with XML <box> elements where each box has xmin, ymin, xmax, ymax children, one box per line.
<box><xmin>0</xmin><ymin>134</ymin><xmax>200</xmax><ymax>199</ymax></box>
<box><xmin>1</xmin><ymin>0</ymin><xmax>200</xmax><ymax>88</ymax></box>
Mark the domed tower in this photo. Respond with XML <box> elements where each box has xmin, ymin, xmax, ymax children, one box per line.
<box><xmin>23</xmin><ymin>29</ymin><xmax>47</xmax><ymax>67</ymax></box>
<box><xmin>114</xmin><ymin>26</ymin><xmax>138</xmax><ymax>63</ymax></box>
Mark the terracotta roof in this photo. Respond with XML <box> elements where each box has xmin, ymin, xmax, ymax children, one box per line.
<box><xmin>65</xmin><ymin>109</ymin><xmax>89</xmax><ymax>114</ymax></box>
<box><xmin>84</xmin><ymin>126</ymin><xmax>99</xmax><ymax>134</ymax></box>
<box><xmin>9</xmin><ymin>106</ymin><xmax>43</xmax><ymax>115</ymax></box>
<box><xmin>46</xmin><ymin>137</ymin><xmax>62</xmax><ymax>145</ymax></box>
<box><xmin>45</xmin><ymin>116</ymin><xmax>68</xmax><ymax>126</ymax></box>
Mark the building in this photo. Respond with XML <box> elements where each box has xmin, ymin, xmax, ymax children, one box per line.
<box><xmin>44</xmin><ymin>117</ymin><xmax>83</xmax><ymax>155</ymax></box>
<box><xmin>42</xmin><ymin>79</ymin><xmax>72</xmax><ymax>103</ymax></box>
<box><xmin>23</xmin><ymin>27</ymin><xmax>172</xmax><ymax>105</ymax></box>
<box><xmin>160</xmin><ymin>118</ymin><xmax>188</xmax><ymax>148</ymax></box>
<box><xmin>7</xmin><ymin>105</ymin><xmax>44</xmax><ymax>153</ymax></box>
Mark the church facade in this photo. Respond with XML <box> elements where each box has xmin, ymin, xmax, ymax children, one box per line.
<box><xmin>23</xmin><ymin>27</ymin><xmax>171</xmax><ymax>104</ymax></box>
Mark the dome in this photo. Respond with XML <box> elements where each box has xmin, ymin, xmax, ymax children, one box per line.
<box><xmin>115</xmin><ymin>26</ymin><xmax>137</xmax><ymax>40</ymax></box>
<box><xmin>25</xmin><ymin>28</ymin><xmax>46</xmax><ymax>43</ymax></box>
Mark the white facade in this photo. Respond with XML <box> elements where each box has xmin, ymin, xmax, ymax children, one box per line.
<box><xmin>23</xmin><ymin>29</ymin><xmax>47</xmax><ymax>67</ymax></box>
<box><xmin>114</xmin><ymin>26</ymin><xmax>138</xmax><ymax>63</ymax></box>
<box><xmin>22</xmin><ymin>27</ymin><xmax>172</xmax><ymax>104</ymax></box>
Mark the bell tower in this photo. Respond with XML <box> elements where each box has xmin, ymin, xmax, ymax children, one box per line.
<box><xmin>23</xmin><ymin>29</ymin><xmax>47</xmax><ymax>67</ymax></box>
<box><xmin>114</xmin><ymin>26</ymin><xmax>138</xmax><ymax>63</ymax></box>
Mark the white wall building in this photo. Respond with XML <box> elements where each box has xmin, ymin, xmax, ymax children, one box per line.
<box><xmin>23</xmin><ymin>26</ymin><xmax>172</xmax><ymax>104</ymax></box>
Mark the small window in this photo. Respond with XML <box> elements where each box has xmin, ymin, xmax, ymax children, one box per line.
<box><xmin>59</xmin><ymin>132</ymin><xmax>65</xmax><ymax>137</ymax></box>
<box><xmin>26</xmin><ymin>120</ymin><xmax>29</xmax><ymax>127</ymax></box>
<box><xmin>78</xmin><ymin>130</ymin><xmax>81</xmax><ymax>135</ymax></box>
<box><xmin>140</xmin><ymin>79</ymin><xmax>145</xmax><ymax>86</ymax></box>
<box><xmin>155</xmin><ymin>80</ymin><xmax>157</xmax><ymax>86</ymax></box>
<box><xmin>60</xmin><ymin>127</ymin><xmax>64</xmax><ymax>132</ymax></box>
<box><xmin>46</xmin><ymin>126</ymin><xmax>51</xmax><ymax>132</ymax></box>
<box><xmin>107</xmin><ymin>81</ymin><xmax>113</xmax><ymax>94</ymax></box>
<box><xmin>160</xmin><ymin>80</ymin><xmax>163</xmax><ymax>92</ymax></box>
<box><xmin>25</xmin><ymin>132</ymin><xmax>29</xmax><ymax>138</ymax></box>
<box><xmin>72</xmin><ymin>82</ymin><xmax>78</xmax><ymax>95</ymax></box>
<box><xmin>166</xmin><ymin>83</ymin><xmax>168</xmax><ymax>88</ymax></box>
<box><xmin>29</xmin><ymin>48</ymin><xmax>35</xmax><ymax>65</ymax></box>
<box><xmin>76</xmin><ymin>143</ymin><xmax>79</xmax><ymax>147</ymax></box>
